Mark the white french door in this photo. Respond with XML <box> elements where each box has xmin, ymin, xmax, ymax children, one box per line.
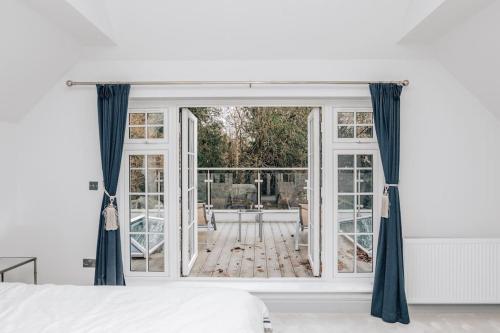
<box><xmin>181</xmin><ymin>108</ymin><xmax>198</xmax><ymax>276</ymax></box>
<box><xmin>307</xmin><ymin>107</ymin><xmax>321</xmax><ymax>276</ymax></box>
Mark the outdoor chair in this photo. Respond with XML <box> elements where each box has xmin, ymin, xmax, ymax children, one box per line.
<box><xmin>295</xmin><ymin>203</ymin><xmax>309</xmax><ymax>250</ymax></box>
<box><xmin>197</xmin><ymin>203</ymin><xmax>216</xmax><ymax>249</ymax></box>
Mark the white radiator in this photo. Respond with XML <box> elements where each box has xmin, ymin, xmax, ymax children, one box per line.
<box><xmin>404</xmin><ymin>238</ymin><xmax>500</xmax><ymax>304</ymax></box>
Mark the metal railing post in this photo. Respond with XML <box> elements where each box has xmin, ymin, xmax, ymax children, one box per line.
<box><xmin>255</xmin><ymin>170</ymin><xmax>263</xmax><ymax>209</ymax></box>
<box><xmin>204</xmin><ymin>170</ymin><xmax>213</xmax><ymax>210</ymax></box>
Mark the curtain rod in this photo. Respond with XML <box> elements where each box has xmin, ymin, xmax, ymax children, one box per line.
<box><xmin>65</xmin><ymin>80</ymin><xmax>410</xmax><ymax>87</ymax></box>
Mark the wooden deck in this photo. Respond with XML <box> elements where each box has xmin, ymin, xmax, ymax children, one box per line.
<box><xmin>190</xmin><ymin>222</ymin><xmax>314</xmax><ymax>278</ymax></box>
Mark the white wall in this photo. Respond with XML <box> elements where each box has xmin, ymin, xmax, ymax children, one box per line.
<box><xmin>1</xmin><ymin>58</ymin><xmax>499</xmax><ymax>285</ymax></box>
<box><xmin>433</xmin><ymin>0</ymin><xmax>500</xmax><ymax>118</ymax></box>
<box><xmin>0</xmin><ymin>0</ymin><xmax>81</xmax><ymax>121</ymax></box>
<box><xmin>0</xmin><ymin>122</ymin><xmax>17</xmax><ymax>238</ymax></box>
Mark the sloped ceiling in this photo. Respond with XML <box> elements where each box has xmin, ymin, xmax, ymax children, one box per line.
<box><xmin>1</xmin><ymin>0</ymin><xmax>499</xmax><ymax>121</ymax></box>
<box><xmin>433</xmin><ymin>1</ymin><xmax>500</xmax><ymax>118</ymax></box>
<box><xmin>398</xmin><ymin>0</ymin><xmax>500</xmax><ymax>118</ymax></box>
<box><xmin>0</xmin><ymin>0</ymin><xmax>81</xmax><ymax>122</ymax></box>
<box><xmin>86</xmin><ymin>0</ymin><xmax>415</xmax><ymax>60</ymax></box>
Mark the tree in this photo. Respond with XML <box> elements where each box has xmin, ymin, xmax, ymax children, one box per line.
<box><xmin>241</xmin><ymin>107</ymin><xmax>310</xmax><ymax>167</ymax></box>
<box><xmin>190</xmin><ymin>107</ymin><xmax>230</xmax><ymax>167</ymax></box>
<box><xmin>189</xmin><ymin>106</ymin><xmax>310</xmax><ymax>168</ymax></box>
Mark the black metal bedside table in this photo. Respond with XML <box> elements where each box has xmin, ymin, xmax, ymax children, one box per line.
<box><xmin>0</xmin><ymin>257</ymin><xmax>37</xmax><ymax>284</ymax></box>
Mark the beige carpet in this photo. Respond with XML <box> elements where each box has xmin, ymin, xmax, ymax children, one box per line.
<box><xmin>271</xmin><ymin>312</ymin><xmax>500</xmax><ymax>333</ymax></box>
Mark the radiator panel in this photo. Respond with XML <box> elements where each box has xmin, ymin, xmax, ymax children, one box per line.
<box><xmin>404</xmin><ymin>238</ymin><xmax>500</xmax><ymax>304</ymax></box>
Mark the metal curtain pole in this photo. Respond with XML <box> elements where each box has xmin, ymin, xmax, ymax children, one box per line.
<box><xmin>65</xmin><ymin>80</ymin><xmax>410</xmax><ymax>87</ymax></box>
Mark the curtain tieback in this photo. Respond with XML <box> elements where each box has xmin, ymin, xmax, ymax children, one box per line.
<box><xmin>103</xmin><ymin>188</ymin><xmax>119</xmax><ymax>231</ymax></box>
<box><xmin>381</xmin><ymin>184</ymin><xmax>398</xmax><ymax>219</ymax></box>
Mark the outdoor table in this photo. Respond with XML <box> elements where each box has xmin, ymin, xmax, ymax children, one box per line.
<box><xmin>238</xmin><ymin>209</ymin><xmax>263</xmax><ymax>242</ymax></box>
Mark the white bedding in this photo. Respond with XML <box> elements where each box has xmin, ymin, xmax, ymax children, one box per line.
<box><xmin>0</xmin><ymin>283</ymin><xmax>269</xmax><ymax>333</ymax></box>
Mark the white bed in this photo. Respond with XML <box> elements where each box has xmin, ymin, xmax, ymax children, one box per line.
<box><xmin>0</xmin><ymin>283</ymin><xmax>271</xmax><ymax>333</ymax></box>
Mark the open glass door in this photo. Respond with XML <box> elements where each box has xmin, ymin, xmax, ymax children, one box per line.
<box><xmin>307</xmin><ymin>107</ymin><xmax>321</xmax><ymax>276</ymax></box>
<box><xmin>181</xmin><ymin>108</ymin><xmax>198</xmax><ymax>276</ymax></box>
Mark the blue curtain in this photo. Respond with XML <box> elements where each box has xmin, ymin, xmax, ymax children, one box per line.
<box><xmin>94</xmin><ymin>84</ymin><xmax>130</xmax><ymax>286</ymax></box>
<box><xmin>369</xmin><ymin>83</ymin><xmax>409</xmax><ymax>324</ymax></box>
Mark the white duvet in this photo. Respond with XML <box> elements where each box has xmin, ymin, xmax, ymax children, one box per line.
<box><xmin>0</xmin><ymin>283</ymin><xmax>269</xmax><ymax>333</ymax></box>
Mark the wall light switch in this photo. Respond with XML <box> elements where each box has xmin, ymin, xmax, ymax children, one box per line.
<box><xmin>83</xmin><ymin>258</ymin><xmax>96</xmax><ymax>268</ymax></box>
<box><xmin>89</xmin><ymin>181</ymin><xmax>98</xmax><ymax>191</ymax></box>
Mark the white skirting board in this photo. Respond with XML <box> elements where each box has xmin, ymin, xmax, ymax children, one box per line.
<box><xmin>404</xmin><ymin>238</ymin><xmax>500</xmax><ymax>304</ymax></box>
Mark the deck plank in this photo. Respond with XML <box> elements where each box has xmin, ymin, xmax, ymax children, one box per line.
<box><xmin>270</xmin><ymin>222</ymin><xmax>296</xmax><ymax>277</ymax></box>
<box><xmin>199</xmin><ymin>222</ymin><xmax>233</xmax><ymax>276</ymax></box>
<box><xmin>213</xmin><ymin>222</ymin><xmax>240</xmax><ymax>277</ymax></box>
<box><xmin>190</xmin><ymin>223</ymin><xmax>225</xmax><ymax>276</ymax></box>
<box><xmin>263</xmin><ymin>222</ymin><xmax>282</xmax><ymax>278</ymax></box>
<box><xmin>253</xmin><ymin>221</ymin><xmax>268</xmax><ymax>278</ymax></box>
<box><xmin>282</xmin><ymin>222</ymin><xmax>312</xmax><ymax>277</ymax></box>
<box><xmin>240</xmin><ymin>223</ymin><xmax>256</xmax><ymax>278</ymax></box>
<box><xmin>190</xmin><ymin>221</ymin><xmax>313</xmax><ymax>278</ymax></box>
<box><xmin>226</xmin><ymin>223</ymin><xmax>248</xmax><ymax>277</ymax></box>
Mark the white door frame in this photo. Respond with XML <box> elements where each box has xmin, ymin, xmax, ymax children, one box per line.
<box><xmin>307</xmin><ymin>107</ymin><xmax>322</xmax><ymax>276</ymax></box>
<box><xmin>121</xmin><ymin>98</ymin><xmax>379</xmax><ymax>287</ymax></box>
<box><xmin>181</xmin><ymin>108</ymin><xmax>199</xmax><ymax>275</ymax></box>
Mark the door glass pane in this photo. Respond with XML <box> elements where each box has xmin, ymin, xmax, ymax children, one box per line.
<box><xmin>129</xmin><ymin>127</ymin><xmax>145</xmax><ymax>139</ymax></box>
<box><xmin>148</xmin><ymin>169</ymin><xmax>164</xmax><ymax>193</ymax></box>
<box><xmin>357</xmin><ymin>170</ymin><xmax>373</xmax><ymax>192</ymax></box>
<box><xmin>356</xmin><ymin>126</ymin><xmax>373</xmax><ymax>138</ymax></box>
<box><xmin>356</xmin><ymin>235</ymin><xmax>373</xmax><ymax>273</ymax></box>
<box><xmin>148</xmin><ymin>234</ymin><xmax>164</xmax><ymax>272</ymax></box>
<box><xmin>338</xmin><ymin>170</ymin><xmax>354</xmax><ymax>193</ymax></box>
<box><xmin>358</xmin><ymin>195</ymin><xmax>373</xmax><ymax>210</ymax></box>
<box><xmin>188</xmin><ymin>155</ymin><xmax>194</xmax><ymax>188</ymax></box>
<box><xmin>130</xmin><ymin>155</ymin><xmax>145</xmax><ymax>168</ymax></box>
<box><xmin>188</xmin><ymin>119</ymin><xmax>194</xmax><ymax>152</ymax></box>
<box><xmin>130</xmin><ymin>234</ymin><xmax>146</xmax><ymax>272</ymax></box>
<box><xmin>356</xmin><ymin>112</ymin><xmax>372</xmax><ymax>124</ymax></box>
<box><xmin>130</xmin><ymin>195</ymin><xmax>145</xmax><ymax>232</ymax></box>
<box><xmin>338</xmin><ymin>195</ymin><xmax>354</xmax><ymax>233</ymax></box>
<box><xmin>148</xmin><ymin>195</ymin><xmax>164</xmax><ymax>233</ymax></box>
<box><xmin>309</xmin><ymin>221</ymin><xmax>314</xmax><ymax>258</ymax></box>
<box><xmin>338</xmin><ymin>155</ymin><xmax>354</xmax><ymax>168</ymax></box>
<box><xmin>338</xmin><ymin>126</ymin><xmax>354</xmax><ymax>138</ymax></box>
<box><xmin>147</xmin><ymin>155</ymin><xmax>164</xmax><ymax>193</ymax></box>
<box><xmin>338</xmin><ymin>234</ymin><xmax>354</xmax><ymax>273</ymax></box>
<box><xmin>188</xmin><ymin>224</ymin><xmax>194</xmax><ymax>260</ymax></box>
<box><xmin>129</xmin><ymin>113</ymin><xmax>145</xmax><ymax>125</ymax></box>
<box><xmin>130</xmin><ymin>169</ymin><xmax>145</xmax><ymax>192</ymax></box>
<box><xmin>147</xmin><ymin>126</ymin><xmax>164</xmax><ymax>139</ymax></box>
<box><xmin>147</xmin><ymin>113</ymin><xmax>163</xmax><ymax>125</ymax></box>
<box><xmin>357</xmin><ymin>194</ymin><xmax>373</xmax><ymax>233</ymax></box>
<box><xmin>148</xmin><ymin>154</ymin><xmax>164</xmax><ymax>168</ymax></box>
<box><xmin>357</xmin><ymin>155</ymin><xmax>373</xmax><ymax>167</ymax></box>
<box><xmin>338</xmin><ymin>112</ymin><xmax>354</xmax><ymax>124</ymax></box>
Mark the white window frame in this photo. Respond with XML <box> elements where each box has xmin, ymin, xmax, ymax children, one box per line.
<box><xmin>333</xmin><ymin>107</ymin><xmax>376</xmax><ymax>143</ymax></box>
<box><xmin>121</xmin><ymin>107</ymin><xmax>171</xmax><ymax>278</ymax></box>
<box><xmin>120</xmin><ymin>98</ymin><xmax>383</xmax><ymax>292</ymax></box>
<box><xmin>122</xmin><ymin>149</ymin><xmax>169</xmax><ymax>277</ymax></box>
<box><xmin>332</xmin><ymin>149</ymin><xmax>380</xmax><ymax>278</ymax></box>
<box><xmin>126</xmin><ymin>109</ymin><xmax>168</xmax><ymax>144</ymax></box>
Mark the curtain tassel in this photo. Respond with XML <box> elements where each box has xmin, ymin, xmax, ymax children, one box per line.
<box><xmin>103</xmin><ymin>189</ymin><xmax>119</xmax><ymax>231</ymax></box>
<box><xmin>381</xmin><ymin>184</ymin><xmax>398</xmax><ymax>219</ymax></box>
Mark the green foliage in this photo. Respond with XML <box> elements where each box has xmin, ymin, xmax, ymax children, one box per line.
<box><xmin>189</xmin><ymin>107</ymin><xmax>310</xmax><ymax>168</ymax></box>
<box><xmin>190</xmin><ymin>107</ymin><xmax>230</xmax><ymax>168</ymax></box>
<box><xmin>240</xmin><ymin>107</ymin><xmax>310</xmax><ymax>167</ymax></box>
